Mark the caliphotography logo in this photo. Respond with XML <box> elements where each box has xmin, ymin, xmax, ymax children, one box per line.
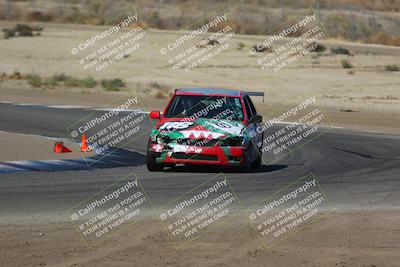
<box><xmin>159</xmin><ymin>8</ymin><xmax>237</xmax><ymax>72</ymax></box>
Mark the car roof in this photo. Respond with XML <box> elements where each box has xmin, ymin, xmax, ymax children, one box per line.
<box><xmin>175</xmin><ymin>87</ymin><xmax>244</xmax><ymax>97</ymax></box>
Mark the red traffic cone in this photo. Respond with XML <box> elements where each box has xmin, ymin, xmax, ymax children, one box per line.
<box><xmin>80</xmin><ymin>134</ymin><xmax>89</xmax><ymax>152</ymax></box>
<box><xmin>54</xmin><ymin>142</ymin><xmax>72</xmax><ymax>153</ymax></box>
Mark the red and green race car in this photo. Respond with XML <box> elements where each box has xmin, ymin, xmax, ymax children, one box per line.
<box><xmin>146</xmin><ymin>88</ymin><xmax>264</xmax><ymax>172</ymax></box>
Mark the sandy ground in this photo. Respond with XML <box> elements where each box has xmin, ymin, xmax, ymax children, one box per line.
<box><xmin>1</xmin><ymin>211</ymin><xmax>399</xmax><ymax>267</ymax></box>
<box><xmin>0</xmin><ymin>21</ymin><xmax>399</xmax><ymax>135</ymax></box>
<box><xmin>1</xmin><ymin>85</ymin><xmax>400</xmax><ymax>135</ymax></box>
<box><xmin>0</xmin><ymin>131</ymin><xmax>93</xmax><ymax>161</ymax></box>
<box><xmin>1</xmin><ymin>21</ymin><xmax>400</xmax><ymax>267</ymax></box>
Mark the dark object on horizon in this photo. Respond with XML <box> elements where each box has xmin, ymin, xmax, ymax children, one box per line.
<box><xmin>309</xmin><ymin>42</ymin><xmax>326</xmax><ymax>53</ymax></box>
<box><xmin>207</xmin><ymin>39</ymin><xmax>220</xmax><ymax>46</ymax></box>
<box><xmin>331</xmin><ymin>46</ymin><xmax>352</xmax><ymax>55</ymax></box>
<box><xmin>2</xmin><ymin>24</ymin><xmax>43</xmax><ymax>39</ymax></box>
<box><xmin>252</xmin><ymin>44</ymin><xmax>272</xmax><ymax>53</ymax></box>
<box><xmin>197</xmin><ymin>38</ymin><xmax>220</xmax><ymax>48</ymax></box>
<box><xmin>340</xmin><ymin>109</ymin><xmax>359</xmax><ymax>112</ymax></box>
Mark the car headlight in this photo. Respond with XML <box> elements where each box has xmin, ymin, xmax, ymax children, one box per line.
<box><xmin>219</xmin><ymin>137</ymin><xmax>244</xmax><ymax>146</ymax></box>
<box><xmin>156</xmin><ymin>136</ymin><xmax>164</xmax><ymax>145</ymax></box>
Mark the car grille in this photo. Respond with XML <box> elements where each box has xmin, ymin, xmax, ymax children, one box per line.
<box><xmin>171</xmin><ymin>153</ymin><xmax>218</xmax><ymax>161</ymax></box>
<box><xmin>218</xmin><ymin>137</ymin><xmax>243</xmax><ymax>146</ymax></box>
<box><xmin>176</xmin><ymin>138</ymin><xmax>219</xmax><ymax>147</ymax></box>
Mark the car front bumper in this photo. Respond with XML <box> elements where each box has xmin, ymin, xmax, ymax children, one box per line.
<box><xmin>149</xmin><ymin>143</ymin><xmax>245</xmax><ymax>166</ymax></box>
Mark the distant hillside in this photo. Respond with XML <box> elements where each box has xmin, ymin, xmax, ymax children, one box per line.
<box><xmin>1</xmin><ymin>0</ymin><xmax>399</xmax><ymax>46</ymax></box>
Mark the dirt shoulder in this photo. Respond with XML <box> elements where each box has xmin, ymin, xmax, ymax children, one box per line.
<box><xmin>0</xmin><ymin>22</ymin><xmax>399</xmax><ymax>135</ymax></box>
<box><xmin>1</xmin><ymin>86</ymin><xmax>400</xmax><ymax>135</ymax></box>
<box><xmin>0</xmin><ymin>131</ymin><xmax>93</xmax><ymax>161</ymax></box>
<box><xmin>1</xmin><ymin>211</ymin><xmax>399</xmax><ymax>267</ymax></box>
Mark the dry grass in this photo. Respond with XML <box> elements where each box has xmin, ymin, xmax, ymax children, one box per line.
<box><xmin>385</xmin><ymin>64</ymin><xmax>400</xmax><ymax>71</ymax></box>
<box><xmin>0</xmin><ymin>0</ymin><xmax>399</xmax><ymax>46</ymax></box>
<box><xmin>25</xmin><ymin>11</ymin><xmax>53</xmax><ymax>22</ymax></box>
<box><xmin>0</xmin><ymin>71</ymin><xmax>24</xmax><ymax>81</ymax></box>
<box><xmin>149</xmin><ymin>82</ymin><xmax>171</xmax><ymax>98</ymax></box>
<box><xmin>341</xmin><ymin>59</ymin><xmax>353</xmax><ymax>69</ymax></box>
<box><xmin>368</xmin><ymin>33</ymin><xmax>400</xmax><ymax>47</ymax></box>
<box><xmin>154</xmin><ymin>91</ymin><xmax>167</xmax><ymax>98</ymax></box>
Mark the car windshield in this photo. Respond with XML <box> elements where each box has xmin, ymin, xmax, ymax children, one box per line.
<box><xmin>164</xmin><ymin>95</ymin><xmax>244</xmax><ymax>121</ymax></box>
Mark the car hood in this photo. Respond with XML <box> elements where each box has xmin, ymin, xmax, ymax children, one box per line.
<box><xmin>153</xmin><ymin>118</ymin><xmax>246</xmax><ymax>140</ymax></box>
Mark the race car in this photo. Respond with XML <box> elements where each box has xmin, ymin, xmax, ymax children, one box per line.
<box><xmin>146</xmin><ymin>88</ymin><xmax>264</xmax><ymax>172</ymax></box>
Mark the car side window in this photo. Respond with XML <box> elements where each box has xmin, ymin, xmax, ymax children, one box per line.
<box><xmin>243</xmin><ymin>96</ymin><xmax>253</xmax><ymax>120</ymax></box>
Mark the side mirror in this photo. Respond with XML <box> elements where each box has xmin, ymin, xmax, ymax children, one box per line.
<box><xmin>149</xmin><ymin>110</ymin><xmax>160</xmax><ymax>119</ymax></box>
<box><xmin>249</xmin><ymin>114</ymin><xmax>262</xmax><ymax>124</ymax></box>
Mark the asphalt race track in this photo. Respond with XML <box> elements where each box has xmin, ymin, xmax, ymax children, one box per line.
<box><xmin>0</xmin><ymin>103</ymin><xmax>399</xmax><ymax>221</ymax></box>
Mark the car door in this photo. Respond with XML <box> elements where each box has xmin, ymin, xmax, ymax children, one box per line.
<box><xmin>246</xmin><ymin>95</ymin><xmax>263</xmax><ymax>155</ymax></box>
<box><xmin>244</xmin><ymin>95</ymin><xmax>261</xmax><ymax>161</ymax></box>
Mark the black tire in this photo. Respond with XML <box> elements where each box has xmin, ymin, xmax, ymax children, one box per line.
<box><xmin>146</xmin><ymin>151</ymin><xmax>163</xmax><ymax>171</ymax></box>
<box><xmin>239</xmin><ymin>144</ymin><xmax>253</xmax><ymax>172</ymax></box>
<box><xmin>252</xmin><ymin>152</ymin><xmax>262</xmax><ymax>169</ymax></box>
<box><xmin>253</xmin><ymin>133</ymin><xmax>263</xmax><ymax>169</ymax></box>
<box><xmin>239</xmin><ymin>158</ymin><xmax>252</xmax><ymax>172</ymax></box>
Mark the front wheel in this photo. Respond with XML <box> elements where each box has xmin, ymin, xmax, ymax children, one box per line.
<box><xmin>252</xmin><ymin>152</ymin><xmax>262</xmax><ymax>169</ymax></box>
<box><xmin>146</xmin><ymin>151</ymin><xmax>163</xmax><ymax>171</ymax></box>
<box><xmin>252</xmin><ymin>132</ymin><xmax>263</xmax><ymax>169</ymax></box>
<box><xmin>239</xmin><ymin>145</ymin><xmax>253</xmax><ymax>172</ymax></box>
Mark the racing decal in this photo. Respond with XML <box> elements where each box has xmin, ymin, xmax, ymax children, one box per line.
<box><xmin>180</xmin><ymin>130</ymin><xmax>225</xmax><ymax>139</ymax></box>
<box><xmin>221</xmin><ymin>147</ymin><xmax>233</xmax><ymax>159</ymax></box>
<box><xmin>159</xmin><ymin>121</ymin><xmax>194</xmax><ymax>131</ymax></box>
<box><xmin>172</xmin><ymin>144</ymin><xmax>203</xmax><ymax>154</ymax></box>
<box><xmin>200</xmin><ymin>119</ymin><xmax>244</xmax><ymax>136</ymax></box>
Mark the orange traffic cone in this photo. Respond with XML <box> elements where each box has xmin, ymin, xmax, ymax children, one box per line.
<box><xmin>80</xmin><ymin>134</ymin><xmax>89</xmax><ymax>152</ymax></box>
<box><xmin>54</xmin><ymin>142</ymin><xmax>72</xmax><ymax>153</ymax></box>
